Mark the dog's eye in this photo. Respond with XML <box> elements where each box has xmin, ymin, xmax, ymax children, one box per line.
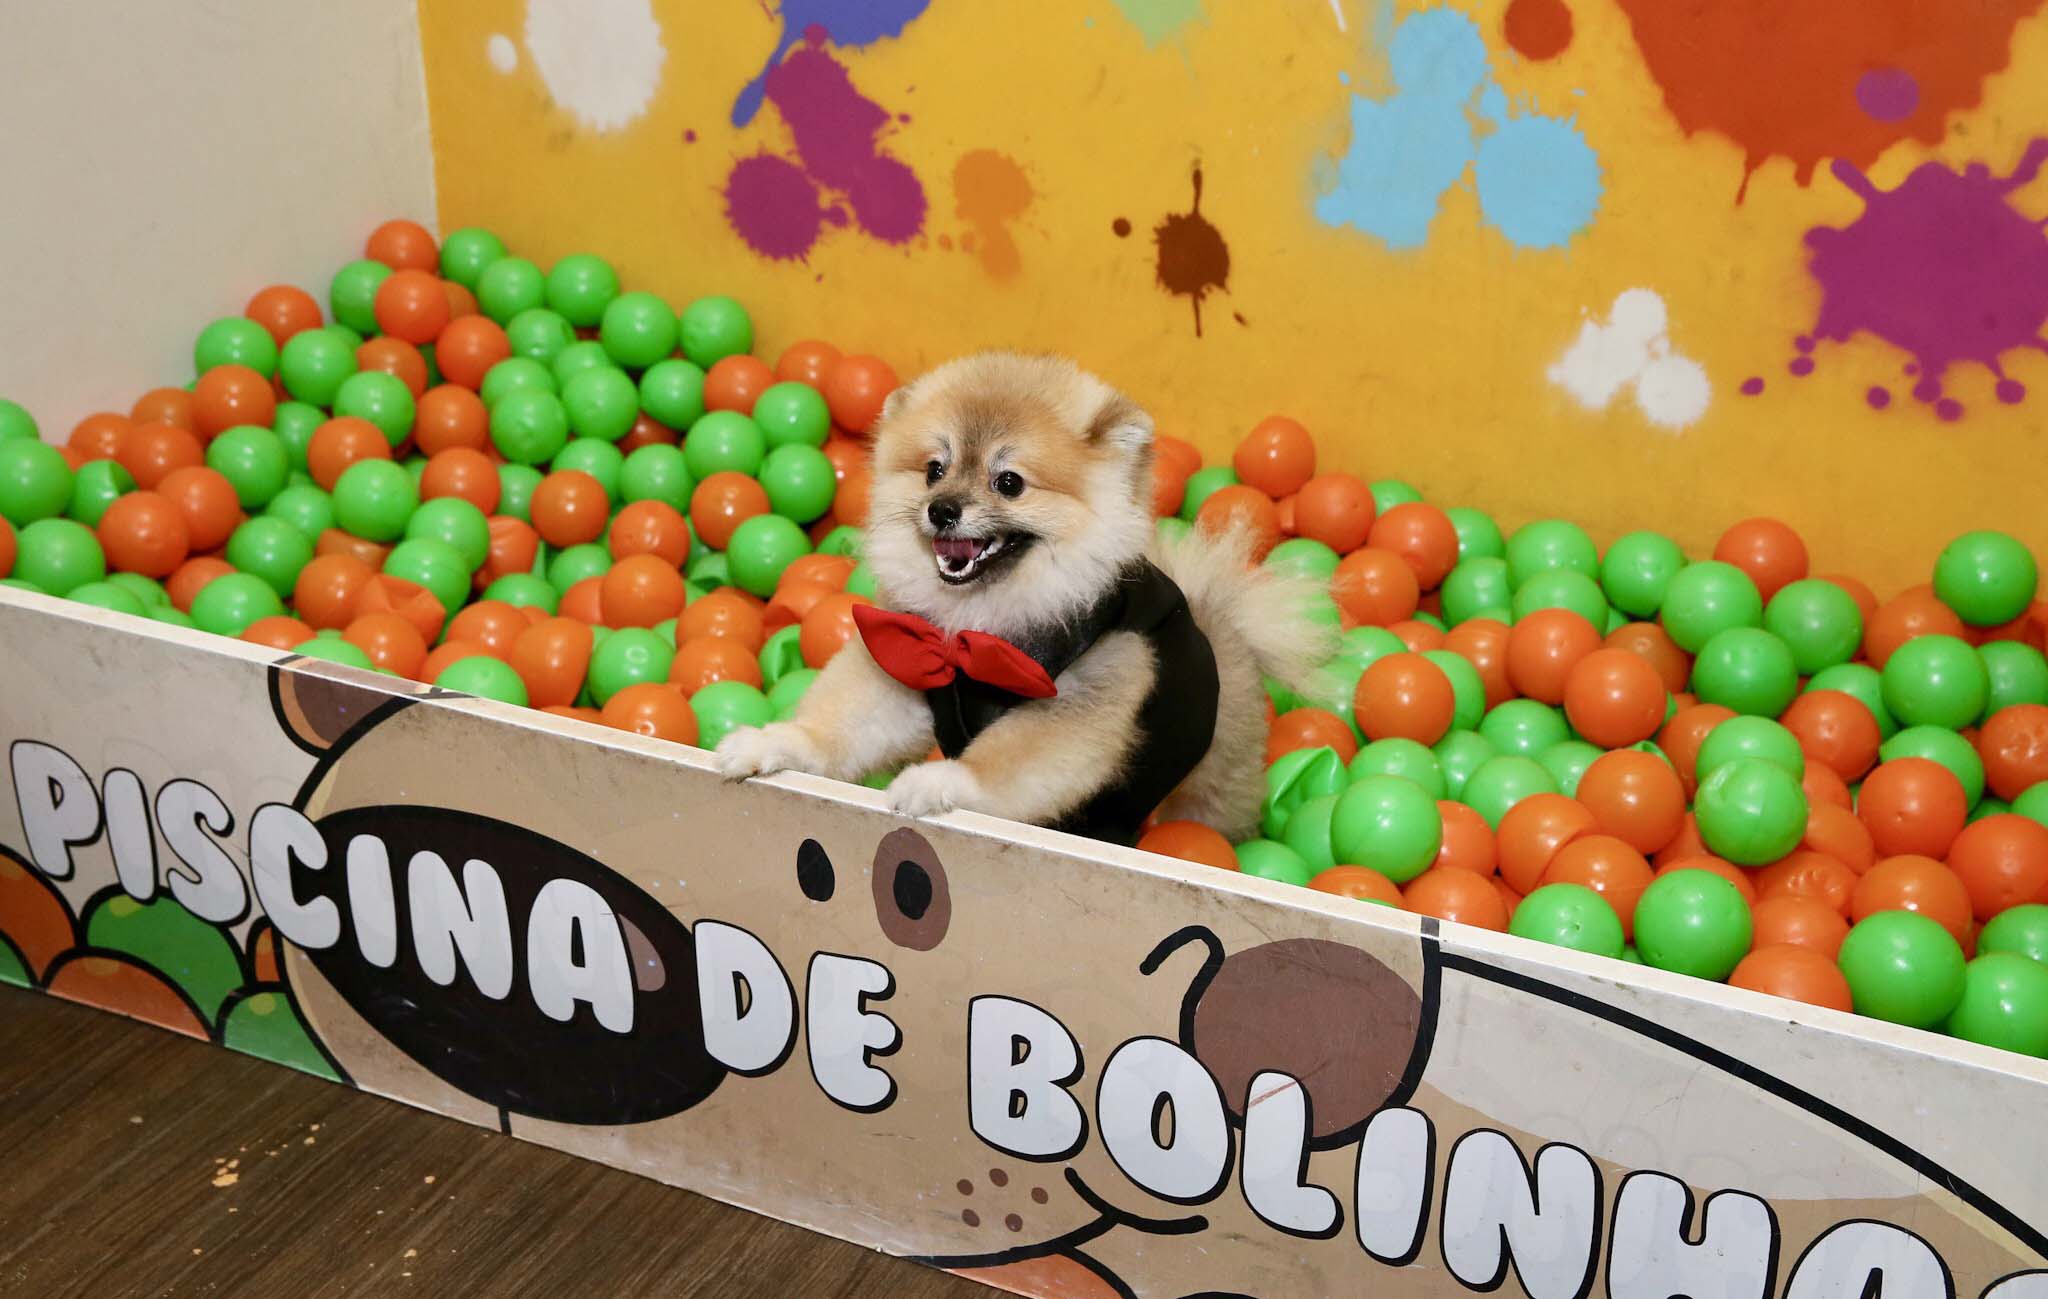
<box><xmin>993</xmin><ymin>470</ymin><xmax>1025</xmax><ymax>498</ymax></box>
<box><xmin>924</xmin><ymin>460</ymin><xmax>945</xmax><ymax>485</ymax></box>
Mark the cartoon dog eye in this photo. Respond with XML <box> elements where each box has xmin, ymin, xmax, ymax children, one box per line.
<box><xmin>872</xmin><ymin>827</ymin><xmax>951</xmax><ymax>951</ymax></box>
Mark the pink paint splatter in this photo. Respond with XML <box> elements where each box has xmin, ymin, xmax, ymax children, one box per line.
<box><xmin>721</xmin><ymin>28</ymin><xmax>924</xmax><ymax>260</ymax></box>
<box><xmin>1777</xmin><ymin>139</ymin><xmax>2048</xmax><ymax>418</ymax></box>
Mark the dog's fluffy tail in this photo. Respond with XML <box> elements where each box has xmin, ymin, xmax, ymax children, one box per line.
<box><xmin>1151</xmin><ymin>524</ymin><xmax>1337</xmax><ymax>696</ymax></box>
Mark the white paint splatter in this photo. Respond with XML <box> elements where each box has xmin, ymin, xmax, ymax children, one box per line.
<box><xmin>1548</xmin><ymin>288</ymin><xmax>1711</xmax><ymax>431</ymax></box>
<box><xmin>1329</xmin><ymin>0</ymin><xmax>1348</xmax><ymax>32</ymax></box>
<box><xmin>487</xmin><ymin>34</ymin><xmax>518</xmax><ymax>75</ymax></box>
<box><xmin>524</xmin><ymin>0</ymin><xmax>666</xmax><ymax>134</ymax></box>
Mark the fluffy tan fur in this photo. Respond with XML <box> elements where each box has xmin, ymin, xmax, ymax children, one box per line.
<box><xmin>717</xmin><ymin>351</ymin><xmax>1334</xmax><ymax>841</ymax></box>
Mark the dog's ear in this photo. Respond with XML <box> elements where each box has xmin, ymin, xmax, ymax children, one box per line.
<box><xmin>878</xmin><ymin>379</ymin><xmax>917</xmax><ymax>427</ymax></box>
<box><xmin>1084</xmin><ymin>390</ymin><xmax>1154</xmax><ymax>458</ymax></box>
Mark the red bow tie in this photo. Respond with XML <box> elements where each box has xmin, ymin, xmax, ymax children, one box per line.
<box><xmin>851</xmin><ymin>605</ymin><xmax>1059</xmax><ymax>699</ymax></box>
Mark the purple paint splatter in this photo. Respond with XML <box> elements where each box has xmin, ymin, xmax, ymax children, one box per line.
<box><xmin>1789</xmin><ymin>356</ymin><xmax>1815</xmax><ymax>376</ymax></box>
<box><xmin>1782</xmin><ymin>139</ymin><xmax>2048</xmax><ymax>419</ymax></box>
<box><xmin>1740</xmin><ymin>376</ymin><xmax>1765</xmax><ymax>395</ymax></box>
<box><xmin>1855</xmin><ymin>68</ymin><xmax>1920</xmax><ymax>123</ymax></box>
<box><xmin>725</xmin><ymin>154</ymin><xmax>825</xmax><ymax>260</ymax></box>
<box><xmin>730</xmin><ymin>0</ymin><xmax>932</xmax><ymax>126</ymax></box>
<box><xmin>1867</xmin><ymin>386</ymin><xmax>1891</xmax><ymax>409</ymax></box>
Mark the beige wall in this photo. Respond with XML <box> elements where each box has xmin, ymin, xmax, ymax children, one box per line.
<box><xmin>0</xmin><ymin>2</ymin><xmax>436</xmax><ymax>438</ymax></box>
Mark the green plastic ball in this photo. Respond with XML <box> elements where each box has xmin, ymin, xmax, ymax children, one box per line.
<box><xmin>1696</xmin><ymin>715</ymin><xmax>1804</xmax><ymax>779</ymax></box>
<box><xmin>14</xmin><ymin>518</ymin><xmax>104</xmax><ymax>596</ymax></box>
<box><xmin>1434</xmin><ymin>729</ymin><xmax>1497</xmax><ymax>800</ymax></box>
<box><xmin>691</xmin><ymin>679</ymin><xmax>773</xmax><ymax>749</ymax></box>
<box><xmin>225</xmin><ymin>517</ymin><xmax>314</xmax><ymax>597</ymax></box>
<box><xmin>1348</xmin><ymin>738</ymin><xmax>1446</xmax><ymax>799</ymax></box>
<box><xmin>561</xmin><ymin>366</ymin><xmax>640</xmax><ymax>443</ymax></box>
<box><xmin>759</xmin><ymin>623</ymin><xmax>805</xmax><ymax>688</ymax></box>
<box><xmin>639</xmin><ymin>358</ymin><xmax>707</xmax><ymax>430</ymax></box>
<box><xmin>140</xmin><ymin>603</ymin><xmax>193</xmax><ymax>627</ymax></box>
<box><xmin>620</xmin><ymin>443</ymin><xmax>693</xmax><ymax>510</ymax></box>
<box><xmin>768</xmin><ymin>667</ymin><xmax>819</xmax><ymax>720</ymax></box>
<box><xmin>1977</xmin><ymin>903</ymin><xmax>2048</xmax><ymax>965</ymax></box>
<box><xmin>433</xmin><ymin>655</ymin><xmax>528</xmax><ymax>705</ymax></box>
<box><xmin>752</xmin><ymin>381</ymin><xmax>832</xmax><ymax>450</ymax></box>
<box><xmin>1265</xmin><ymin>538</ymin><xmax>1340</xmax><ymax>584</ymax></box>
<box><xmin>102</xmin><ymin>572</ymin><xmax>169</xmax><ymax>609</ymax></box>
<box><xmin>1422</xmin><ymin>649</ymin><xmax>1486</xmax><ymax>731</ymax></box>
<box><xmin>189</xmin><ymin>571</ymin><xmax>282</xmax><ymax>636</ymax></box>
<box><xmin>1460</xmin><ymin>755</ymin><xmax>1558</xmax><ymax>829</ymax></box>
<box><xmin>2017</xmin><ymin>785</ymin><xmax>2048</xmax><ymax>829</ymax></box>
<box><xmin>333</xmin><ymin>371</ymin><xmax>416</xmax><ymax>448</ymax></box>
<box><xmin>1179</xmin><ymin>466</ymin><xmax>1238</xmax><ymax>520</ymax></box>
<box><xmin>1445</xmin><ymin>507</ymin><xmax>1505</xmax><ymax>562</ymax></box>
<box><xmin>405</xmin><ymin>497</ymin><xmax>491</xmax><ymax>572</ymax></box>
<box><xmin>483</xmin><ymin>572</ymin><xmax>559</xmax><ymax>614</ymax></box>
<box><xmin>1330</xmin><ymin>774</ymin><xmax>1441</xmax><ymax>882</ymax></box>
<box><xmin>1331</xmin><ymin>626</ymin><xmax>1408</xmax><ymax>679</ymax></box>
<box><xmin>1479</xmin><ymin>699</ymin><xmax>1570</xmax><ymax>757</ymax></box>
<box><xmin>1510</xmin><ymin>570</ymin><xmax>1608</xmax><ymax>628</ymax></box>
<box><xmin>1280</xmin><ymin>795</ymin><xmax>1341</xmax><ymax>875</ymax></box>
<box><xmin>684</xmin><ymin>411</ymin><xmax>767</xmax><ymax>480</ymax></box>
<box><xmin>479</xmin><ymin>356</ymin><xmax>556</xmax><ymax>407</ymax></box>
<box><xmin>1263</xmin><ymin>747</ymin><xmax>1350</xmax><ymax>838</ymax></box>
<box><xmin>1633</xmin><ymin>869</ymin><xmax>1753</xmax><ymax>979</ymax></box>
<box><xmin>1764</xmin><ymin>579</ymin><xmax>1864</xmax><ymax>675</ymax></box>
<box><xmin>1691</xmin><ymin>627</ymin><xmax>1799</xmax><ymax>717</ymax></box>
<box><xmin>1369</xmin><ymin>479</ymin><xmax>1422</xmax><ymax>514</ymax></box>
<box><xmin>1839</xmin><ymin>910</ymin><xmax>1967</xmax><ymax>1028</ymax></box>
<box><xmin>551</xmin><ymin>340</ymin><xmax>614</xmax><ymax>389</ymax></box>
<box><xmin>1661</xmin><ymin>561</ymin><xmax>1764</xmax><ymax>653</ymax></box>
<box><xmin>1538</xmin><ymin>739</ymin><xmax>1604</xmax><ymax>798</ymax></box>
<box><xmin>329</xmin><ymin>259</ymin><xmax>392</xmax><ymax>335</ymax></box>
<box><xmin>0</xmin><ymin>439</ymin><xmax>75</xmax><ymax>526</ymax></box>
<box><xmin>273</xmin><ymin>401</ymin><xmax>324</xmax><ymax>470</ymax></box>
<box><xmin>439</xmin><ymin>227</ymin><xmax>506</xmax><ymax>290</ymax></box>
<box><xmin>1935</xmin><ymin>530</ymin><xmax>2038</xmax><ymax>627</ymax></box>
<box><xmin>551</xmin><ymin>438</ymin><xmax>625</xmax><ymax>502</ymax></box>
<box><xmin>195</xmin><ymin>316</ymin><xmax>279</xmax><ymax>377</ymax></box>
<box><xmin>293</xmin><ymin>637</ymin><xmax>376</xmax><ymax>670</ymax></box>
<box><xmin>759</xmin><ymin>444</ymin><xmax>837</xmax><ymax>522</ymax></box>
<box><xmin>1879</xmin><ymin>726</ymin><xmax>1986</xmax><ymax>808</ymax></box>
<box><xmin>476</xmin><ymin>256</ymin><xmax>547</xmax><ymax>325</ymax></box>
<box><xmin>278</xmin><ymin>328</ymin><xmax>359</xmax><ymax>407</ymax></box>
<box><xmin>264</xmin><ymin>484</ymin><xmax>336</xmax><ymax>539</ymax></box>
<box><xmin>383</xmin><ymin>537</ymin><xmax>471</xmax><ymax>617</ymax></box>
<box><xmin>1807</xmin><ymin>663</ymin><xmax>1897</xmax><ymax>739</ymax></box>
<box><xmin>0</xmin><ymin>398</ymin><xmax>37</xmax><ymax>443</ymax></box>
<box><xmin>817</xmin><ymin>526</ymin><xmax>863</xmax><ymax>560</ymax></box>
<box><xmin>1441</xmin><ymin>557</ymin><xmax>1511</xmax><ymax>626</ymax></box>
<box><xmin>1509</xmin><ymin>883</ymin><xmax>1626</xmax><ymax>958</ymax></box>
<box><xmin>726</xmin><ymin>513</ymin><xmax>811</xmax><ymax>597</ymax></box>
<box><xmin>506</xmin><ymin>307</ymin><xmax>577</xmax><ymax>366</ymax></box>
<box><xmin>66</xmin><ymin>459</ymin><xmax>135</xmax><ymax>526</ymax></box>
<box><xmin>544</xmin><ymin>253</ymin><xmax>620</xmax><ymax>328</ymax></box>
<box><xmin>332</xmin><ymin>460</ymin><xmax>417</xmax><ymax>542</ymax></box>
<box><xmin>1944</xmin><ymin>953</ymin><xmax>2048</xmax><ymax>1055</ymax></box>
<box><xmin>206</xmin><ymin>424</ymin><xmax>290</xmax><ymax>508</ymax></box>
<box><xmin>1600</xmin><ymin>531</ymin><xmax>1685</xmax><ymax>618</ymax></box>
<box><xmin>1980</xmin><ymin>642</ymin><xmax>2048</xmax><ymax>719</ymax></box>
<box><xmin>548</xmin><ymin>542</ymin><xmax>613</xmax><ymax>594</ymax></box>
<box><xmin>600</xmin><ymin>292</ymin><xmax>680</xmax><ymax>369</ymax></box>
<box><xmin>497</xmin><ymin>463</ymin><xmax>542</xmax><ymax>522</ymax></box>
<box><xmin>1234</xmin><ymin>838</ymin><xmax>1316</xmax><ymax>886</ymax></box>
<box><xmin>1693</xmin><ymin>757</ymin><xmax>1806</xmax><ymax>865</ymax></box>
<box><xmin>1881</xmin><ymin>634</ymin><xmax>1988</xmax><ymax>730</ymax></box>
<box><xmin>66</xmin><ymin>580</ymin><xmax>145</xmax><ymax>617</ymax></box>
<box><xmin>491</xmin><ymin>390</ymin><xmax>571</xmax><ymax>465</ymax></box>
<box><xmin>679</xmin><ymin>296</ymin><xmax>754</xmax><ymax>368</ymax></box>
<box><xmin>1506</xmin><ymin>519</ymin><xmax>1599</xmax><ymax>588</ymax></box>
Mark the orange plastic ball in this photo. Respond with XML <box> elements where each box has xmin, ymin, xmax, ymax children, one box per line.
<box><xmin>166</xmin><ymin>557</ymin><xmax>237</xmax><ymax>613</ymax></box>
<box><xmin>1293</xmin><ymin>473</ymin><xmax>1375</xmax><ymax>554</ymax></box>
<box><xmin>1946</xmin><ymin>814</ymin><xmax>2048</xmax><ymax>921</ymax></box>
<box><xmin>557</xmin><ymin>575</ymin><xmax>605</xmax><ymax>625</ymax></box>
<box><xmin>235</xmin><ymin>615</ymin><xmax>312</xmax><ymax>650</ymax></box>
<box><xmin>413</xmin><ymin>385</ymin><xmax>491</xmax><ymax>456</ymax></box>
<box><xmin>130</xmin><ymin>387</ymin><xmax>197</xmax><ymax>432</ymax></box>
<box><xmin>96</xmin><ymin>491</ymin><xmax>191</xmax><ymax>578</ymax></box>
<box><xmin>1604</xmin><ymin>621</ymin><xmax>1692</xmax><ymax>694</ymax></box>
<box><xmin>600</xmin><ymin>553</ymin><xmax>689</xmax><ymax>627</ymax></box>
<box><xmin>373</xmin><ymin>269</ymin><xmax>452</xmax><ymax>346</ymax></box>
<box><xmin>1857</xmin><ymin>757</ymin><xmax>1969</xmax><ymax>859</ymax></box>
<box><xmin>343</xmin><ymin>612</ymin><xmax>429</xmax><ymax>678</ymax></box>
<box><xmin>434</xmin><ymin>317</ymin><xmax>512</xmax><ymax>392</ymax></box>
<box><xmin>779</xmin><ymin>552</ymin><xmax>856</xmax><ymax>592</ymax></box>
<box><xmin>1332</xmin><ymin>547</ymin><xmax>1420</xmax><ymax>627</ymax></box>
<box><xmin>511</xmin><ymin>618</ymin><xmax>596</xmax><ymax>708</ymax></box>
<box><xmin>1980</xmin><ymin>703</ymin><xmax>2048</xmax><ymax>802</ymax></box>
<box><xmin>1353</xmin><ymin>652</ymin><xmax>1455</xmax><ymax>746</ymax></box>
<box><xmin>244</xmin><ymin>285</ymin><xmax>324</xmax><ymax>346</ymax></box>
<box><xmin>831</xmin><ymin>466</ymin><xmax>872</xmax><ymax>529</ymax></box>
<box><xmin>823</xmin><ymin>354</ymin><xmax>898</xmax><ymax>433</ymax></box>
<box><xmin>800</xmin><ymin>592</ymin><xmax>870</xmax><ymax>667</ymax></box>
<box><xmin>443</xmin><ymin>280</ymin><xmax>480</xmax><ymax>322</ymax></box>
<box><xmin>1780</xmin><ymin>689</ymin><xmax>1882</xmax><ymax>783</ymax></box>
<box><xmin>766</xmin><ymin>579</ymin><xmax>836</xmax><ymax>635</ymax></box>
<box><xmin>307</xmin><ymin>417</ymin><xmax>394</xmax><ymax>491</ymax></box>
<box><xmin>1656</xmin><ymin>854</ymin><xmax>1759</xmax><ymax>905</ymax></box>
<box><xmin>619</xmin><ymin>413</ymin><xmax>678</xmax><ymax>453</ymax></box>
<box><xmin>1576</xmin><ymin>749</ymin><xmax>1687</xmax><ymax>854</ymax></box>
<box><xmin>1657</xmin><ymin>702</ymin><xmax>1737</xmax><ymax>797</ymax></box>
<box><xmin>1561</xmin><ymin>648</ymin><xmax>1667</xmax><ymax>748</ymax></box>
<box><xmin>154</xmin><ymin>466</ymin><xmax>241</xmax><ymax>553</ymax></box>
<box><xmin>0</xmin><ymin>517</ymin><xmax>13</xmax><ymax>580</ymax></box>
<box><xmin>1434</xmin><ymin>800</ymin><xmax>1498</xmax><ymax>877</ymax></box>
<box><xmin>1505</xmin><ymin>608</ymin><xmax>1601</xmax><ymax>705</ymax></box>
<box><xmin>1266</xmin><ymin>707</ymin><xmax>1360</xmax><ymax>765</ymax></box>
<box><xmin>191</xmin><ymin>364</ymin><xmax>275</xmax><ymax>440</ymax></box>
<box><xmin>600</xmin><ymin>682</ymin><xmax>701</xmax><ymax>744</ymax></box>
<box><xmin>820</xmin><ymin>434</ymin><xmax>868</xmax><ymax>485</ymax></box>
<box><xmin>530</xmin><ymin>470</ymin><xmax>610</xmax><ymax>547</ymax></box>
<box><xmin>1309</xmin><ymin>866</ymin><xmax>1405</xmax><ymax>905</ymax></box>
<box><xmin>117</xmin><ymin>422</ymin><xmax>205</xmax><ymax>490</ymax></box>
<box><xmin>317</xmin><ymin>528</ymin><xmax>391</xmax><ymax>570</ymax></box>
<box><xmin>1232</xmin><ymin>416</ymin><xmax>1315</xmax><ymax>498</ymax></box>
<box><xmin>446</xmin><ymin>600</ymin><xmax>531</xmax><ymax>656</ymax></box>
<box><xmin>1749</xmin><ymin>895</ymin><xmax>1850</xmax><ymax>959</ymax></box>
<box><xmin>1403</xmin><ymin>867</ymin><xmax>1508</xmax><ymax>930</ymax></box>
<box><xmin>775</xmin><ymin>339</ymin><xmax>842</xmax><ymax>387</ymax></box>
<box><xmin>1366</xmin><ymin>503</ymin><xmax>1459</xmax><ymax>590</ymax></box>
<box><xmin>357</xmin><ymin>336</ymin><xmax>430</xmax><ymax>398</ymax></box>
<box><xmin>608</xmin><ymin>499</ymin><xmax>691</xmax><ymax>565</ymax></box>
<box><xmin>421</xmin><ymin>637</ymin><xmax>501</xmax><ymax>683</ymax></box>
<box><xmin>1803</xmin><ymin>801</ymin><xmax>1877</xmax><ymax>875</ymax></box>
<box><xmin>1863</xmin><ymin>586</ymin><xmax>1967</xmax><ymax>667</ymax></box>
<box><xmin>69</xmin><ymin>413</ymin><xmax>132</xmax><ymax>460</ymax></box>
<box><xmin>1154</xmin><ymin>436</ymin><xmax>1202</xmax><ymax>480</ymax></box>
<box><xmin>705</xmin><ymin>355</ymin><xmax>775</xmax><ymax>415</ymax></box>
<box><xmin>690</xmin><ymin>471</ymin><xmax>771</xmax><ymax>551</ymax></box>
<box><xmin>1137</xmin><ymin>820</ymin><xmax>1238</xmax><ymax>871</ymax></box>
<box><xmin>1850</xmin><ymin>855</ymin><xmax>1973</xmax><ymax>942</ymax></box>
<box><xmin>1817</xmin><ymin>572</ymin><xmax>1879</xmax><ymax>626</ymax></box>
<box><xmin>1195</xmin><ymin>485</ymin><xmax>1281</xmax><ymax>561</ymax></box>
<box><xmin>670</xmin><ymin>635</ymin><xmax>765</xmax><ymax>692</ymax></box>
<box><xmin>1712</xmin><ymin>517</ymin><xmax>1808</xmax><ymax>603</ymax></box>
<box><xmin>1496</xmin><ymin>793</ymin><xmax>1597</xmax><ymax>895</ymax></box>
<box><xmin>1443</xmin><ymin>618</ymin><xmax>1514</xmax><ymax>710</ymax></box>
<box><xmin>479</xmin><ymin>515</ymin><xmax>541</xmax><ymax>586</ymax></box>
<box><xmin>1802</xmin><ymin>761</ymin><xmax>1854</xmax><ymax>811</ymax></box>
<box><xmin>1541</xmin><ymin>834</ymin><xmax>1655</xmax><ymax>935</ymax></box>
<box><xmin>292</xmin><ymin>554</ymin><xmax>376</xmax><ymax>629</ymax></box>
<box><xmin>365</xmin><ymin>219</ymin><xmax>438</xmax><ymax>271</ymax></box>
<box><xmin>1728</xmin><ymin>945</ymin><xmax>1853</xmax><ymax>1012</ymax></box>
<box><xmin>1651</xmin><ymin>815</ymin><xmax>1705</xmax><ymax>869</ymax></box>
<box><xmin>683</xmin><ymin>587</ymin><xmax>768</xmax><ymax>651</ymax></box>
<box><xmin>1151</xmin><ymin>458</ymin><xmax>1190</xmax><ymax>518</ymax></box>
<box><xmin>1755</xmin><ymin>851</ymin><xmax>1857</xmax><ymax>914</ymax></box>
<box><xmin>354</xmin><ymin>573</ymin><xmax>446</xmax><ymax>645</ymax></box>
<box><xmin>419</xmin><ymin>447</ymin><xmax>501</xmax><ymax>513</ymax></box>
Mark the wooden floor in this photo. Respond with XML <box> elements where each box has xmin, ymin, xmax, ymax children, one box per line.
<box><xmin>0</xmin><ymin>988</ymin><xmax>991</xmax><ymax>1298</ymax></box>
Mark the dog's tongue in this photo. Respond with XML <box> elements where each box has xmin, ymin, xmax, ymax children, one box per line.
<box><xmin>935</xmin><ymin>537</ymin><xmax>980</xmax><ymax>562</ymax></box>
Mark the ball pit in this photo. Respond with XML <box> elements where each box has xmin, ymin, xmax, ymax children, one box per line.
<box><xmin>8</xmin><ymin>219</ymin><xmax>2048</xmax><ymax>1067</ymax></box>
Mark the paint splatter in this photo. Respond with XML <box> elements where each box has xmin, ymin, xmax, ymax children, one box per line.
<box><xmin>1548</xmin><ymin>289</ymin><xmax>1711</xmax><ymax>430</ymax></box>
<box><xmin>722</xmin><ymin>30</ymin><xmax>926</xmax><ymax>259</ymax></box>
<box><xmin>1316</xmin><ymin>8</ymin><xmax>1600</xmax><ymax>252</ymax></box>
<box><xmin>1153</xmin><ymin>167</ymin><xmax>1230</xmax><ymax>337</ymax></box>
<box><xmin>952</xmin><ymin>151</ymin><xmax>1033</xmax><ymax>279</ymax></box>
<box><xmin>1111</xmin><ymin>217</ymin><xmax>1132</xmax><ymax>237</ymax></box>
<box><xmin>524</xmin><ymin>0</ymin><xmax>666</xmax><ymax>134</ymax></box>
<box><xmin>1503</xmin><ymin>0</ymin><xmax>1572</xmax><ymax>61</ymax></box>
<box><xmin>1611</xmin><ymin>0</ymin><xmax>2044</xmax><ymax>197</ymax></box>
<box><xmin>1765</xmin><ymin>141</ymin><xmax>2048</xmax><ymax>421</ymax></box>
<box><xmin>1111</xmin><ymin>0</ymin><xmax>1205</xmax><ymax>46</ymax></box>
<box><xmin>486</xmin><ymin>34</ymin><xmax>518</xmax><ymax>74</ymax></box>
<box><xmin>730</xmin><ymin>0</ymin><xmax>931</xmax><ymax>127</ymax></box>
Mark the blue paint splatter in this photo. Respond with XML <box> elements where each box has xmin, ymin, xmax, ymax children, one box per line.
<box><xmin>1316</xmin><ymin>6</ymin><xmax>1601</xmax><ymax>251</ymax></box>
<box><xmin>732</xmin><ymin>0</ymin><xmax>932</xmax><ymax>128</ymax></box>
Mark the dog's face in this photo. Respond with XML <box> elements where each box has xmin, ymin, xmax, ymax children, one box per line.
<box><xmin>863</xmin><ymin>353</ymin><xmax>1157</xmax><ymax>636</ymax></box>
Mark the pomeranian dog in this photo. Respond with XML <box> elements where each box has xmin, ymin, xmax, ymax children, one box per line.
<box><xmin>716</xmin><ymin>351</ymin><xmax>1332</xmax><ymax>845</ymax></box>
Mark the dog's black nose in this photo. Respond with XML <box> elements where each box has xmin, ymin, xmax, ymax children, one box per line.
<box><xmin>927</xmin><ymin>498</ymin><xmax>962</xmax><ymax>531</ymax></box>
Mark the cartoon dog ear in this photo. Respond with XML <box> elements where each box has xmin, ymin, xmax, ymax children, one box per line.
<box><xmin>1084</xmin><ymin>390</ymin><xmax>1155</xmax><ymax>458</ymax></box>
<box><xmin>268</xmin><ymin>656</ymin><xmax>423</xmax><ymax>756</ymax></box>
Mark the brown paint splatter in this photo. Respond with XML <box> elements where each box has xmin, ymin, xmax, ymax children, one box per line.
<box><xmin>952</xmin><ymin>149</ymin><xmax>1033</xmax><ymax>279</ymax></box>
<box><xmin>960</xmin><ymin>1209</ymin><xmax>981</xmax><ymax>1227</ymax></box>
<box><xmin>1153</xmin><ymin>166</ymin><xmax>1230</xmax><ymax>337</ymax></box>
<box><xmin>1504</xmin><ymin>0</ymin><xmax>1572</xmax><ymax>60</ymax></box>
<box><xmin>1111</xmin><ymin>217</ymin><xmax>1132</xmax><ymax>237</ymax></box>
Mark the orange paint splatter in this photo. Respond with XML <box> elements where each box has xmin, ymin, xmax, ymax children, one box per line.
<box><xmin>1614</xmin><ymin>0</ymin><xmax>2044</xmax><ymax>197</ymax></box>
<box><xmin>1504</xmin><ymin>0</ymin><xmax>1572</xmax><ymax>60</ymax></box>
<box><xmin>952</xmin><ymin>150</ymin><xmax>1033</xmax><ymax>279</ymax></box>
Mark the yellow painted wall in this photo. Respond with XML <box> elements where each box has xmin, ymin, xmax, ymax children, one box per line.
<box><xmin>419</xmin><ymin>0</ymin><xmax>2048</xmax><ymax>590</ymax></box>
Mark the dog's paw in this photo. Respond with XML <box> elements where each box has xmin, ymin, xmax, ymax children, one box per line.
<box><xmin>714</xmin><ymin>723</ymin><xmax>818</xmax><ymax>781</ymax></box>
<box><xmin>886</xmin><ymin>760</ymin><xmax>983</xmax><ymax>818</ymax></box>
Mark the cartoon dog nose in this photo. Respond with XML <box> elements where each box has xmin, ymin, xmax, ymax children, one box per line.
<box><xmin>927</xmin><ymin>498</ymin><xmax>963</xmax><ymax>531</ymax></box>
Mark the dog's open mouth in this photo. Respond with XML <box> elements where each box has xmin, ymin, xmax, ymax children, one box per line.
<box><xmin>932</xmin><ymin>533</ymin><xmax>1032</xmax><ymax>585</ymax></box>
